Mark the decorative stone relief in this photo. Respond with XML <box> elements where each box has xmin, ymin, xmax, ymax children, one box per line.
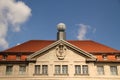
<box><xmin>56</xmin><ymin>43</ymin><xmax>67</xmax><ymax>60</ymax></box>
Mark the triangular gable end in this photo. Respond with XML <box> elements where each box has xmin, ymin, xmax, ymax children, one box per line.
<box><xmin>27</xmin><ymin>40</ymin><xmax>96</xmax><ymax>61</ymax></box>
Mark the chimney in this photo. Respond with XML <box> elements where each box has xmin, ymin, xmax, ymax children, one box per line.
<box><xmin>57</xmin><ymin>23</ymin><xmax>66</xmax><ymax>40</ymax></box>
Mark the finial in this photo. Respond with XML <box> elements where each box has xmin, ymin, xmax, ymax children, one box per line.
<box><xmin>57</xmin><ymin>23</ymin><xmax>66</xmax><ymax>31</ymax></box>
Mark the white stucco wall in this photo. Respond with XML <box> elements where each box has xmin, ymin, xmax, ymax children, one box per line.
<box><xmin>0</xmin><ymin>46</ymin><xmax>120</xmax><ymax>80</ymax></box>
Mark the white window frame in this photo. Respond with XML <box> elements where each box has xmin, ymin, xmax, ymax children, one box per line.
<box><xmin>34</xmin><ymin>65</ymin><xmax>40</xmax><ymax>74</ymax></box>
<box><xmin>54</xmin><ymin>65</ymin><xmax>68</xmax><ymax>75</ymax></box>
<box><xmin>62</xmin><ymin>65</ymin><xmax>68</xmax><ymax>74</ymax></box>
<box><xmin>55</xmin><ymin>65</ymin><xmax>61</xmax><ymax>74</ymax></box>
<box><xmin>82</xmin><ymin>65</ymin><xmax>88</xmax><ymax>75</ymax></box>
<box><xmin>6</xmin><ymin>65</ymin><xmax>13</xmax><ymax>75</ymax></box>
<box><xmin>34</xmin><ymin>65</ymin><xmax>48</xmax><ymax>75</ymax></box>
<box><xmin>97</xmin><ymin>66</ymin><xmax>104</xmax><ymax>75</ymax></box>
<box><xmin>42</xmin><ymin>65</ymin><xmax>48</xmax><ymax>75</ymax></box>
<box><xmin>75</xmin><ymin>65</ymin><xmax>81</xmax><ymax>74</ymax></box>
<box><xmin>110</xmin><ymin>66</ymin><xmax>118</xmax><ymax>75</ymax></box>
<box><xmin>74</xmin><ymin>65</ymin><xmax>89</xmax><ymax>75</ymax></box>
<box><xmin>19</xmin><ymin>65</ymin><xmax>26</xmax><ymax>75</ymax></box>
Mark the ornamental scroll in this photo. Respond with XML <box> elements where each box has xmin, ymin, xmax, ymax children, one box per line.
<box><xmin>56</xmin><ymin>43</ymin><xmax>67</xmax><ymax>60</ymax></box>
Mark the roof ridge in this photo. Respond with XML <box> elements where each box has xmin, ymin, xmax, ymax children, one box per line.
<box><xmin>67</xmin><ymin>40</ymin><xmax>92</xmax><ymax>41</ymax></box>
<box><xmin>29</xmin><ymin>40</ymin><xmax>56</xmax><ymax>41</ymax></box>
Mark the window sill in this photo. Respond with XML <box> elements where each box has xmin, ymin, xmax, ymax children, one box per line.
<box><xmin>33</xmin><ymin>74</ymin><xmax>48</xmax><ymax>76</ymax></box>
<box><xmin>6</xmin><ymin>74</ymin><xmax>12</xmax><ymax>75</ymax></box>
<box><xmin>54</xmin><ymin>74</ymin><xmax>69</xmax><ymax>76</ymax></box>
<box><xmin>74</xmin><ymin>74</ymin><xmax>89</xmax><ymax>76</ymax></box>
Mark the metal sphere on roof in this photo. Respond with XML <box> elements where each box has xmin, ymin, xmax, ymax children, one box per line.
<box><xmin>57</xmin><ymin>23</ymin><xmax>66</xmax><ymax>31</ymax></box>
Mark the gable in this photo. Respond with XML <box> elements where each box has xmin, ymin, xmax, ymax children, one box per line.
<box><xmin>27</xmin><ymin>40</ymin><xmax>96</xmax><ymax>61</ymax></box>
<box><xmin>34</xmin><ymin>45</ymin><xmax>88</xmax><ymax>62</ymax></box>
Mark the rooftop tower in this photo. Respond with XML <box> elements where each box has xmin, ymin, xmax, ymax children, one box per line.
<box><xmin>57</xmin><ymin>23</ymin><xmax>66</xmax><ymax>40</ymax></box>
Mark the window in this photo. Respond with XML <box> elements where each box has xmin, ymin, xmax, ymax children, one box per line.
<box><xmin>3</xmin><ymin>55</ymin><xmax>7</xmax><ymax>60</ymax></box>
<box><xmin>110</xmin><ymin>66</ymin><xmax>118</xmax><ymax>75</ymax></box>
<box><xmin>42</xmin><ymin>65</ymin><xmax>48</xmax><ymax>74</ymax></box>
<box><xmin>75</xmin><ymin>65</ymin><xmax>89</xmax><ymax>75</ymax></box>
<box><xmin>115</xmin><ymin>54</ymin><xmax>120</xmax><ymax>60</ymax></box>
<box><xmin>35</xmin><ymin>65</ymin><xmax>40</xmax><ymax>74</ymax></box>
<box><xmin>82</xmin><ymin>65</ymin><xmax>88</xmax><ymax>74</ymax></box>
<box><xmin>55</xmin><ymin>65</ymin><xmax>61</xmax><ymax>74</ymax></box>
<box><xmin>75</xmin><ymin>65</ymin><xmax>81</xmax><ymax>74</ymax></box>
<box><xmin>34</xmin><ymin>65</ymin><xmax>48</xmax><ymax>75</ymax></box>
<box><xmin>19</xmin><ymin>66</ymin><xmax>26</xmax><ymax>75</ymax></box>
<box><xmin>97</xmin><ymin>66</ymin><xmax>104</xmax><ymax>75</ymax></box>
<box><xmin>6</xmin><ymin>66</ymin><xmax>13</xmax><ymax>75</ymax></box>
<box><xmin>62</xmin><ymin>65</ymin><xmax>68</xmax><ymax>74</ymax></box>
<box><xmin>16</xmin><ymin>55</ymin><xmax>21</xmax><ymax>60</ymax></box>
<box><xmin>55</xmin><ymin>65</ymin><xmax>68</xmax><ymax>75</ymax></box>
<box><xmin>102</xmin><ymin>55</ymin><xmax>107</xmax><ymax>60</ymax></box>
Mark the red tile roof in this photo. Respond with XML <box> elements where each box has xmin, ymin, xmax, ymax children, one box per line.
<box><xmin>0</xmin><ymin>40</ymin><xmax>120</xmax><ymax>62</ymax></box>
<box><xmin>2</xmin><ymin>40</ymin><xmax>119</xmax><ymax>53</ymax></box>
<box><xmin>3</xmin><ymin>40</ymin><xmax>55</xmax><ymax>53</ymax></box>
<box><xmin>68</xmin><ymin>40</ymin><xmax>119</xmax><ymax>53</ymax></box>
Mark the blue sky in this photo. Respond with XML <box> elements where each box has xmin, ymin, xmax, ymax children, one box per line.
<box><xmin>0</xmin><ymin>0</ymin><xmax>120</xmax><ymax>50</ymax></box>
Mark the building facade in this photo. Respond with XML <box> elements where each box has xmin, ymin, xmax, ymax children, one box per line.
<box><xmin>0</xmin><ymin>23</ymin><xmax>120</xmax><ymax>80</ymax></box>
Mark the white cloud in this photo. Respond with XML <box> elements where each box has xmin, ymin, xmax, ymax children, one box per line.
<box><xmin>77</xmin><ymin>24</ymin><xmax>96</xmax><ymax>40</ymax></box>
<box><xmin>92</xmin><ymin>28</ymin><xmax>96</xmax><ymax>33</ymax></box>
<box><xmin>77</xmin><ymin>24</ymin><xmax>90</xmax><ymax>40</ymax></box>
<box><xmin>0</xmin><ymin>0</ymin><xmax>31</xmax><ymax>50</ymax></box>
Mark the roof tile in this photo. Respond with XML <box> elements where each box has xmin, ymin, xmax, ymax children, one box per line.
<box><xmin>2</xmin><ymin>40</ymin><xmax>119</xmax><ymax>53</ymax></box>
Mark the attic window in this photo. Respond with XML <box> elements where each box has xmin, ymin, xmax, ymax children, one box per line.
<box><xmin>2</xmin><ymin>55</ymin><xmax>7</xmax><ymax>60</ymax></box>
<box><xmin>102</xmin><ymin>54</ymin><xmax>107</xmax><ymax>60</ymax></box>
<box><xmin>16</xmin><ymin>55</ymin><xmax>21</xmax><ymax>60</ymax></box>
<box><xmin>115</xmin><ymin>54</ymin><xmax>120</xmax><ymax>60</ymax></box>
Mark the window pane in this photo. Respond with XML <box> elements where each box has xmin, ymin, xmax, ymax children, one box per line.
<box><xmin>62</xmin><ymin>65</ymin><xmax>68</xmax><ymax>74</ymax></box>
<box><xmin>82</xmin><ymin>65</ymin><xmax>88</xmax><ymax>74</ymax></box>
<box><xmin>55</xmin><ymin>65</ymin><xmax>61</xmax><ymax>74</ymax></box>
<box><xmin>97</xmin><ymin>66</ymin><xmax>104</xmax><ymax>75</ymax></box>
<box><xmin>6</xmin><ymin>66</ymin><xmax>13</xmax><ymax>75</ymax></box>
<box><xmin>42</xmin><ymin>65</ymin><xmax>48</xmax><ymax>74</ymax></box>
<box><xmin>19</xmin><ymin>66</ymin><xmax>26</xmax><ymax>75</ymax></box>
<box><xmin>35</xmin><ymin>65</ymin><xmax>40</xmax><ymax>74</ymax></box>
<box><xmin>110</xmin><ymin>66</ymin><xmax>118</xmax><ymax>75</ymax></box>
<box><xmin>75</xmin><ymin>65</ymin><xmax>81</xmax><ymax>74</ymax></box>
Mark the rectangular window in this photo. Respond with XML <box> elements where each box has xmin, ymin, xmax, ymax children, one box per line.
<box><xmin>75</xmin><ymin>65</ymin><xmax>81</xmax><ymax>74</ymax></box>
<box><xmin>16</xmin><ymin>55</ymin><xmax>21</xmax><ymax>60</ymax></box>
<box><xmin>3</xmin><ymin>55</ymin><xmax>7</xmax><ymax>60</ymax></box>
<box><xmin>97</xmin><ymin>66</ymin><xmax>104</xmax><ymax>75</ymax></box>
<box><xmin>55</xmin><ymin>65</ymin><xmax>68</xmax><ymax>75</ymax></box>
<box><xmin>110</xmin><ymin>66</ymin><xmax>118</xmax><ymax>75</ymax></box>
<box><xmin>6</xmin><ymin>66</ymin><xmax>13</xmax><ymax>75</ymax></box>
<box><xmin>82</xmin><ymin>65</ymin><xmax>88</xmax><ymax>74</ymax></box>
<box><xmin>19</xmin><ymin>66</ymin><xmax>26</xmax><ymax>75</ymax></box>
<box><xmin>62</xmin><ymin>65</ymin><xmax>68</xmax><ymax>74</ymax></box>
<box><xmin>42</xmin><ymin>65</ymin><xmax>48</xmax><ymax>74</ymax></box>
<box><xmin>55</xmin><ymin>65</ymin><xmax>61</xmax><ymax>74</ymax></box>
<box><xmin>103</xmin><ymin>55</ymin><xmax>107</xmax><ymax>60</ymax></box>
<box><xmin>35</xmin><ymin>65</ymin><xmax>40</xmax><ymax>74</ymax></box>
<box><xmin>115</xmin><ymin>55</ymin><xmax>120</xmax><ymax>60</ymax></box>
